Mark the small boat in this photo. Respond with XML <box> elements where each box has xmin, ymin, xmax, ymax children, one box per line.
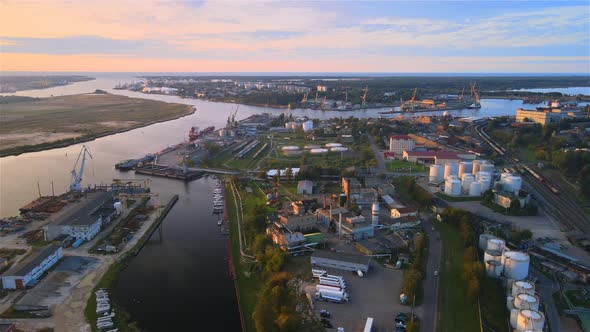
<box><xmin>217</xmin><ymin>220</ymin><xmax>223</xmax><ymax>226</ymax></box>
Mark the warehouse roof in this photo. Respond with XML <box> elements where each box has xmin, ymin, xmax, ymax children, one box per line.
<box><xmin>54</xmin><ymin>191</ymin><xmax>112</xmax><ymax>226</ymax></box>
<box><xmin>390</xmin><ymin>135</ymin><xmax>413</xmax><ymax>140</ymax></box>
<box><xmin>3</xmin><ymin>245</ymin><xmax>61</xmax><ymax>277</ymax></box>
<box><xmin>312</xmin><ymin>250</ymin><xmax>370</xmax><ymax>266</ymax></box>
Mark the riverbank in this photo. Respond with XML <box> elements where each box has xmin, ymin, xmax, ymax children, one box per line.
<box><xmin>0</xmin><ymin>93</ymin><xmax>195</xmax><ymax>157</ymax></box>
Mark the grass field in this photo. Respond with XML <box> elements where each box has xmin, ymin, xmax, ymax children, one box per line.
<box><xmin>0</xmin><ymin>93</ymin><xmax>193</xmax><ymax>156</ymax></box>
<box><xmin>435</xmin><ymin>221</ymin><xmax>481</xmax><ymax>332</ymax></box>
<box><xmin>225</xmin><ymin>183</ymin><xmax>262</xmax><ymax>332</ymax></box>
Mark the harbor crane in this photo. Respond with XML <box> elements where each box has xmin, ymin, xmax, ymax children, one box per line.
<box><xmin>458</xmin><ymin>87</ymin><xmax>465</xmax><ymax>103</ymax></box>
<box><xmin>227</xmin><ymin>105</ymin><xmax>239</xmax><ymax>128</ymax></box>
<box><xmin>468</xmin><ymin>82</ymin><xmax>481</xmax><ymax>109</ymax></box>
<box><xmin>361</xmin><ymin>86</ymin><xmax>368</xmax><ymax>108</ymax></box>
<box><xmin>70</xmin><ymin>145</ymin><xmax>92</xmax><ymax>192</ymax></box>
<box><xmin>301</xmin><ymin>92</ymin><xmax>308</xmax><ymax>104</ymax></box>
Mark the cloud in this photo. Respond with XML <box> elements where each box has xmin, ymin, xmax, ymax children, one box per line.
<box><xmin>0</xmin><ymin>1</ymin><xmax>588</xmax><ymax>72</ymax></box>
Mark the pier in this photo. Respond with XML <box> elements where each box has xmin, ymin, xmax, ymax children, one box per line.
<box><xmin>134</xmin><ymin>164</ymin><xmax>203</xmax><ymax>181</ymax></box>
<box><xmin>133</xmin><ymin>194</ymin><xmax>178</xmax><ymax>256</ymax></box>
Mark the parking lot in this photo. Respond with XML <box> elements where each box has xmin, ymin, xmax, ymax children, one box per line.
<box><xmin>306</xmin><ymin>261</ymin><xmax>405</xmax><ymax>332</ymax></box>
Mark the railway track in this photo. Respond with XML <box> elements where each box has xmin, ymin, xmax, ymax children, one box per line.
<box><xmin>473</xmin><ymin>122</ymin><xmax>590</xmax><ymax>234</ymax></box>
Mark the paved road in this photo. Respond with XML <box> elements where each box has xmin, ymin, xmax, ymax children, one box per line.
<box><xmin>367</xmin><ymin>134</ymin><xmax>386</xmax><ymax>171</ymax></box>
<box><xmin>417</xmin><ymin>216</ymin><xmax>442</xmax><ymax>332</ymax></box>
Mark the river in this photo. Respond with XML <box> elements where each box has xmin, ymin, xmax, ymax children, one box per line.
<box><xmin>0</xmin><ymin>74</ymin><xmax>583</xmax><ymax>331</ymax></box>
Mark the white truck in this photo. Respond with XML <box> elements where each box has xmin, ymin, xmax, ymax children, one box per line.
<box><xmin>319</xmin><ymin>279</ymin><xmax>346</xmax><ymax>289</ymax></box>
<box><xmin>316</xmin><ymin>290</ymin><xmax>349</xmax><ymax>303</ymax></box>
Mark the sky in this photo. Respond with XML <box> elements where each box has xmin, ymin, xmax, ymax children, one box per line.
<box><xmin>0</xmin><ymin>1</ymin><xmax>589</xmax><ymax>73</ymax></box>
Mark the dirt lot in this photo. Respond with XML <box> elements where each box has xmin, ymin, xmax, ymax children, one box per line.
<box><xmin>0</xmin><ymin>93</ymin><xmax>193</xmax><ymax>154</ymax></box>
<box><xmin>306</xmin><ymin>262</ymin><xmax>404</xmax><ymax>332</ymax></box>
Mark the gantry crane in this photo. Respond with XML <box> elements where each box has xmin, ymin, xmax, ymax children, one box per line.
<box><xmin>70</xmin><ymin>145</ymin><xmax>92</xmax><ymax>192</ymax></box>
<box><xmin>301</xmin><ymin>92</ymin><xmax>308</xmax><ymax>104</ymax></box>
<box><xmin>361</xmin><ymin>86</ymin><xmax>368</xmax><ymax>108</ymax></box>
<box><xmin>458</xmin><ymin>87</ymin><xmax>465</xmax><ymax>103</ymax></box>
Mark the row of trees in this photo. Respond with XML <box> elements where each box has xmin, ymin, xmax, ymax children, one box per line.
<box><xmin>393</xmin><ymin>177</ymin><xmax>433</xmax><ymax>208</ymax></box>
<box><xmin>401</xmin><ymin>232</ymin><xmax>427</xmax><ymax>300</ymax></box>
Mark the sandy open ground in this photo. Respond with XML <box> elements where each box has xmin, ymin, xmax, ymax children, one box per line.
<box><xmin>0</xmin><ymin>93</ymin><xmax>193</xmax><ymax>155</ymax></box>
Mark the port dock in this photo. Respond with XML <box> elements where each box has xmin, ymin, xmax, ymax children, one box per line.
<box><xmin>134</xmin><ymin>164</ymin><xmax>204</xmax><ymax>181</ymax></box>
<box><xmin>133</xmin><ymin>194</ymin><xmax>178</xmax><ymax>256</ymax></box>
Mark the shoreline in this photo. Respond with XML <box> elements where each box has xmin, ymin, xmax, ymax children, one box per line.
<box><xmin>0</xmin><ymin>77</ymin><xmax>96</xmax><ymax>94</ymax></box>
<box><xmin>0</xmin><ymin>104</ymin><xmax>196</xmax><ymax>158</ymax></box>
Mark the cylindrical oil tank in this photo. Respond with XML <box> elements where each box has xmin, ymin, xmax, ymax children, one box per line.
<box><xmin>331</xmin><ymin>147</ymin><xmax>348</xmax><ymax>152</ymax></box>
<box><xmin>487</xmin><ymin>238</ymin><xmax>505</xmax><ymax>252</ymax></box>
<box><xmin>445</xmin><ymin>179</ymin><xmax>461</xmax><ymax>196</ymax></box>
<box><xmin>472</xmin><ymin>160</ymin><xmax>488</xmax><ymax>175</ymax></box>
<box><xmin>479</xmin><ymin>233</ymin><xmax>496</xmax><ymax>250</ymax></box>
<box><xmin>503</xmin><ymin>251</ymin><xmax>530</xmax><ymax>280</ymax></box>
<box><xmin>302</xmin><ymin>120</ymin><xmax>313</xmax><ymax>132</ymax></box>
<box><xmin>444</xmin><ymin>162</ymin><xmax>459</xmax><ymax>180</ymax></box>
<box><xmin>514</xmin><ymin>293</ymin><xmax>540</xmax><ymax>311</ymax></box>
<box><xmin>485</xmin><ymin>260</ymin><xmax>503</xmax><ymax>278</ymax></box>
<box><xmin>310</xmin><ymin>148</ymin><xmax>328</xmax><ymax>154</ymax></box>
<box><xmin>484</xmin><ymin>249</ymin><xmax>503</xmax><ymax>263</ymax></box>
<box><xmin>480</xmin><ymin>163</ymin><xmax>495</xmax><ymax>174</ymax></box>
<box><xmin>512</xmin><ymin>280</ymin><xmax>535</xmax><ymax>297</ymax></box>
<box><xmin>469</xmin><ymin>181</ymin><xmax>482</xmax><ymax>196</ymax></box>
<box><xmin>517</xmin><ymin>309</ymin><xmax>545</xmax><ymax>331</ymax></box>
<box><xmin>506</xmin><ymin>295</ymin><xmax>515</xmax><ymax>310</ymax></box>
<box><xmin>505</xmin><ymin>176</ymin><xmax>522</xmax><ymax>193</ymax></box>
<box><xmin>429</xmin><ymin>164</ymin><xmax>443</xmax><ymax>183</ymax></box>
<box><xmin>458</xmin><ymin>161</ymin><xmax>472</xmax><ymax>179</ymax></box>
<box><xmin>510</xmin><ymin>309</ymin><xmax>519</xmax><ymax>329</ymax></box>
<box><xmin>461</xmin><ymin>174</ymin><xmax>474</xmax><ymax>192</ymax></box>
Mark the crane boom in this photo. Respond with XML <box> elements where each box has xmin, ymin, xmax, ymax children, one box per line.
<box><xmin>70</xmin><ymin>145</ymin><xmax>93</xmax><ymax>191</ymax></box>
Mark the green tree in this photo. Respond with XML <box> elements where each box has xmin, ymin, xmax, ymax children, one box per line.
<box><xmin>284</xmin><ymin>167</ymin><xmax>292</xmax><ymax>183</ymax></box>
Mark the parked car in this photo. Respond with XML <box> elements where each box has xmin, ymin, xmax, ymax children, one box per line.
<box><xmin>320</xmin><ymin>309</ymin><xmax>331</xmax><ymax>318</ymax></box>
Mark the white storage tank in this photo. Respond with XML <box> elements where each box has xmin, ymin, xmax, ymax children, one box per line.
<box><xmin>472</xmin><ymin>160</ymin><xmax>488</xmax><ymax>175</ymax></box>
<box><xmin>506</xmin><ymin>296</ymin><xmax>515</xmax><ymax>310</ymax></box>
<box><xmin>310</xmin><ymin>148</ymin><xmax>328</xmax><ymax>154</ymax></box>
<box><xmin>114</xmin><ymin>201</ymin><xmax>123</xmax><ymax>214</ymax></box>
<box><xmin>484</xmin><ymin>249</ymin><xmax>503</xmax><ymax>263</ymax></box>
<box><xmin>479</xmin><ymin>234</ymin><xmax>496</xmax><ymax>250</ymax></box>
<box><xmin>444</xmin><ymin>162</ymin><xmax>459</xmax><ymax>180</ymax></box>
<box><xmin>445</xmin><ymin>178</ymin><xmax>461</xmax><ymax>196</ymax></box>
<box><xmin>429</xmin><ymin>164</ymin><xmax>443</xmax><ymax>183</ymax></box>
<box><xmin>458</xmin><ymin>161</ymin><xmax>472</xmax><ymax>179</ymax></box>
<box><xmin>331</xmin><ymin>147</ymin><xmax>348</xmax><ymax>152</ymax></box>
<box><xmin>504</xmin><ymin>176</ymin><xmax>522</xmax><ymax>194</ymax></box>
<box><xmin>461</xmin><ymin>174</ymin><xmax>474</xmax><ymax>193</ymax></box>
<box><xmin>503</xmin><ymin>251</ymin><xmax>530</xmax><ymax>280</ymax></box>
<box><xmin>469</xmin><ymin>181</ymin><xmax>482</xmax><ymax>196</ymax></box>
<box><xmin>514</xmin><ymin>293</ymin><xmax>540</xmax><ymax>311</ymax></box>
<box><xmin>517</xmin><ymin>309</ymin><xmax>545</xmax><ymax>331</ymax></box>
<box><xmin>481</xmin><ymin>163</ymin><xmax>495</xmax><ymax>174</ymax></box>
<box><xmin>485</xmin><ymin>260</ymin><xmax>503</xmax><ymax>278</ymax></box>
<box><xmin>371</xmin><ymin>202</ymin><xmax>379</xmax><ymax>225</ymax></box>
<box><xmin>487</xmin><ymin>238</ymin><xmax>505</xmax><ymax>252</ymax></box>
<box><xmin>302</xmin><ymin>120</ymin><xmax>314</xmax><ymax>132</ymax></box>
<box><xmin>512</xmin><ymin>280</ymin><xmax>535</xmax><ymax>296</ymax></box>
<box><xmin>510</xmin><ymin>309</ymin><xmax>519</xmax><ymax>329</ymax></box>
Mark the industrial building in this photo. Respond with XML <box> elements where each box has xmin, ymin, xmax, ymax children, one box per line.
<box><xmin>402</xmin><ymin>150</ymin><xmax>474</xmax><ymax>164</ymax></box>
<box><xmin>390</xmin><ymin>206</ymin><xmax>418</xmax><ymax>219</ymax></box>
<box><xmin>44</xmin><ymin>191</ymin><xmax>117</xmax><ymax>242</ymax></box>
<box><xmin>266</xmin><ymin>222</ymin><xmax>307</xmax><ymax>252</ymax></box>
<box><xmin>278</xmin><ymin>214</ymin><xmax>318</xmax><ymax>232</ymax></box>
<box><xmin>311</xmin><ymin>250</ymin><xmax>370</xmax><ymax>272</ymax></box>
<box><xmin>389</xmin><ymin>135</ymin><xmax>415</xmax><ymax>154</ymax></box>
<box><xmin>297</xmin><ymin>180</ymin><xmax>314</xmax><ymax>194</ymax></box>
<box><xmin>515</xmin><ymin>109</ymin><xmax>552</xmax><ymax>125</ymax></box>
<box><xmin>1</xmin><ymin>245</ymin><xmax>62</xmax><ymax>290</ymax></box>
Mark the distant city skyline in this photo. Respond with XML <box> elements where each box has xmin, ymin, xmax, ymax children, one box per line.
<box><xmin>1</xmin><ymin>1</ymin><xmax>589</xmax><ymax>73</ymax></box>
